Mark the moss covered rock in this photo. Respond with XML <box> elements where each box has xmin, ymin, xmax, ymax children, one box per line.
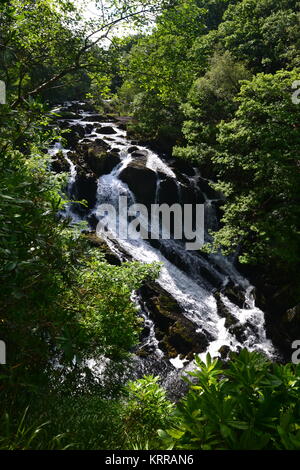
<box><xmin>139</xmin><ymin>282</ymin><xmax>212</xmax><ymax>360</ymax></box>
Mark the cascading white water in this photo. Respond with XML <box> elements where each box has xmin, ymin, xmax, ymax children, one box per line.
<box><xmin>48</xmin><ymin>139</ymin><xmax>81</xmax><ymax>222</ymax></box>
<box><xmin>52</xmin><ymin>101</ymin><xmax>275</xmax><ymax>371</ymax></box>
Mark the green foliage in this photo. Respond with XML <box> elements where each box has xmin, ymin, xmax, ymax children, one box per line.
<box><xmin>0</xmin><ymin>408</ymin><xmax>70</xmax><ymax>450</ymax></box>
<box><xmin>174</xmin><ymin>51</ymin><xmax>251</xmax><ymax>164</ymax></box>
<box><xmin>0</xmin><ymin>0</ymin><xmax>173</xmax><ymax>105</ymax></box>
<box><xmin>217</xmin><ymin>0</ymin><xmax>300</xmax><ymax>73</ymax></box>
<box><xmin>120</xmin><ymin>375</ymin><xmax>174</xmax><ymax>448</ymax></box>
<box><xmin>0</xmin><ymin>378</ymin><xmax>174</xmax><ymax>450</ymax></box>
<box><xmin>117</xmin><ymin>0</ymin><xmax>207</xmax><ymax>142</ymax></box>
<box><xmin>209</xmin><ymin>69</ymin><xmax>300</xmax><ymax>273</ymax></box>
<box><xmin>159</xmin><ymin>350</ymin><xmax>300</xmax><ymax>450</ymax></box>
<box><xmin>22</xmin><ymin>395</ymin><xmax>126</xmax><ymax>450</ymax></box>
<box><xmin>0</xmin><ymin>0</ymin><xmax>86</xmax><ymax>103</ymax></box>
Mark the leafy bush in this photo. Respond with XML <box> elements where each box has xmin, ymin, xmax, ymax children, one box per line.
<box><xmin>120</xmin><ymin>376</ymin><xmax>175</xmax><ymax>449</ymax></box>
<box><xmin>159</xmin><ymin>350</ymin><xmax>300</xmax><ymax>450</ymax></box>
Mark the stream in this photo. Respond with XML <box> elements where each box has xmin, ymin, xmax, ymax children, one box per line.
<box><xmin>49</xmin><ymin>101</ymin><xmax>277</xmax><ymax>393</ymax></box>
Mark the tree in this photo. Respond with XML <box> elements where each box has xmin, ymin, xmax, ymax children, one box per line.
<box><xmin>118</xmin><ymin>0</ymin><xmax>207</xmax><ymax>144</ymax></box>
<box><xmin>0</xmin><ymin>0</ymin><xmax>176</xmax><ymax>107</ymax></box>
<box><xmin>174</xmin><ymin>51</ymin><xmax>251</xmax><ymax>166</ymax></box>
<box><xmin>209</xmin><ymin>69</ymin><xmax>300</xmax><ymax>278</ymax></box>
<box><xmin>216</xmin><ymin>0</ymin><xmax>300</xmax><ymax>73</ymax></box>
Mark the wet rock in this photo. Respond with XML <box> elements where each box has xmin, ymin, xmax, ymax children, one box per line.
<box><xmin>86</xmin><ymin>148</ymin><xmax>120</xmax><ymax>176</ymax></box>
<box><xmin>94</xmin><ymin>138</ymin><xmax>110</xmax><ymax>147</ymax></box>
<box><xmin>85</xmin><ymin>124</ymin><xmax>93</xmax><ymax>134</ymax></box>
<box><xmin>140</xmin><ymin>324</ymin><xmax>151</xmax><ymax>341</ymax></box>
<box><xmin>197</xmin><ymin>177</ymin><xmax>220</xmax><ymax>200</ymax></box>
<box><xmin>157</xmin><ymin>176</ymin><xmax>180</xmax><ymax>205</ymax></box>
<box><xmin>139</xmin><ymin>282</ymin><xmax>211</xmax><ymax>360</ymax></box>
<box><xmin>51</xmin><ymin>151</ymin><xmax>70</xmax><ymax>173</ymax></box>
<box><xmin>182</xmin><ymin>184</ymin><xmax>205</xmax><ymax>205</ymax></box>
<box><xmin>171</xmin><ymin>159</ymin><xmax>195</xmax><ymax>177</ymax></box>
<box><xmin>228</xmin><ymin>323</ymin><xmax>248</xmax><ymax>343</ymax></box>
<box><xmin>64</xmin><ymin>129</ymin><xmax>80</xmax><ymax>149</ymax></box>
<box><xmin>83</xmin><ymin>231</ymin><xmax>121</xmax><ymax>266</ymax></box>
<box><xmin>79</xmin><ymin>102</ymin><xmax>96</xmax><ymax>113</ymax></box>
<box><xmin>156</xmin><ymin>171</ymin><xmax>205</xmax><ymax>206</ymax></box>
<box><xmin>119</xmin><ymin>161</ymin><xmax>157</xmax><ymax>206</ymax></box>
<box><xmin>130</xmin><ymin>354</ymin><xmax>189</xmax><ymax>401</ymax></box>
<box><xmin>95</xmin><ymin>126</ymin><xmax>117</xmax><ymax>135</ymax></box>
<box><xmin>222</xmin><ymin>280</ymin><xmax>246</xmax><ymax>309</ymax></box>
<box><xmin>136</xmin><ymin>344</ymin><xmax>157</xmax><ymax>357</ymax></box>
<box><xmin>87</xmin><ymin>214</ymin><xmax>99</xmax><ymax>230</ymax></box>
<box><xmin>215</xmin><ymin>292</ymin><xmax>239</xmax><ymax>328</ymax></box>
<box><xmin>63</xmin><ymin>124</ymin><xmax>85</xmax><ymax>149</ymax></box>
<box><xmin>73</xmin><ymin>172</ymin><xmax>97</xmax><ymax>214</ymax></box>
<box><xmin>56</xmin><ymin>111</ymin><xmax>81</xmax><ymax>120</ymax></box>
<box><xmin>69</xmin><ymin>141</ymin><xmax>120</xmax><ymax>178</ymax></box>
<box><xmin>56</xmin><ymin>119</ymin><xmax>72</xmax><ymax>129</ymax></box>
<box><xmin>110</xmin><ymin>148</ymin><xmax>121</xmax><ymax>154</ymax></box>
<box><xmin>72</xmin><ymin>123</ymin><xmax>85</xmax><ymax>138</ymax></box>
<box><xmin>128</xmin><ymin>146</ymin><xmax>139</xmax><ymax>153</ymax></box>
<box><xmin>218</xmin><ymin>345</ymin><xmax>231</xmax><ymax>360</ymax></box>
<box><xmin>66</xmin><ymin>102</ymin><xmax>95</xmax><ymax>113</ymax></box>
<box><xmin>83</xmin><ymin>114</ymin><xmax>106</xmax><ymax>122</ymax></box>
<box><xmin>131</xmin><ymin>150</ymin><xmax>148</xmax><ymax>158</ymax></box>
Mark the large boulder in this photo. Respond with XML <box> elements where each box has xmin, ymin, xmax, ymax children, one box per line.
<box><xmin>156</xmin><ymin>172</ymin><xmax>205</xmax><ymax>206</ymax></box>
<box><xmin>62</xmin><ymin>123</ymin><xmax>85</xmax><ymax>149</ymax></box>
<box><xmin>157</xmin><ymin>175</ymin><xmax>180</xmax><ymax>205</ymax></box>
<box><xmin>119</xmin><ymin>160</ymin><xmax>157</xmax><ymax>206</ymax></box>
<box><xmin>65</xmin><ymin>102</ymin><xmax>95</xmax><ymax>114</ymax></box>
<box><xmin>85</xmin><ymin>148</ymin><xmax>120</xmax><ymax>176</ymax></box>
<box><xmin>94</xmin><ymin>138</ymin><xmax>109</xmax><ymax>147</ymax></box>
<box><xmin>71</xmin><ymin>123</ymin><xmax>85</xmax><ymax>138</ymax></box>
<box><xmin>171</xmin><ymin>158</ymin><xmax>195</xmax><ymax>177</ymax></box>
<box><xmin>56</xmin><ymin>111</ymin><xmax>81</xmax><ymax>120</ymax></box>
<box><xmin>198</xmin><ymin>176</ymin><xmax>221</xmax><ymax>200</ymax></box>
<box><xmin>139</xmin><ymin>282</ymin><xmax>212</xmax><ymax>360</ymax></box>
<box><xmin>131</xmin><ymin>150</ymin><xmax>148</xmax><ymax>158</ymax></box>
<box><xmin>128</xmin><ymin>146</ymin><xmax>139</xmax><ymax>153</ymax></box>
<box><xmin>51</xmin><ymin>151</ymin><xmax>70</xmax><ymax>173</ymax></box>
<box><xmin>69</xmin><ymin>141</ymin><xmax>120</xmax><ymax>178</ymax></box>
<box><xmin>95</xmin><ymin>126</ymin><xmax>117</xmax><ymax>135</ymax></box>
<box><xmin>222</xmin><ymin>280</ymin><xmax>246</xmax><ymax>309</ymax></box>
<box><xmin>83</xmin><ymin>114</ymin><xmax>106</xmax><ymax>122</ymax></box>
<box><xmin>72</xmin><ymin>172</ymin><xmax>97</xmax><ymax>215</ymax></box>
<box><xmin>85</xmin><ymin>124</ymin><xmax>93</xmax><ymax>134</ymax></box>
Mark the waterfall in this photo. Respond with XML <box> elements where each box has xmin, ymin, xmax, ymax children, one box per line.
<box><xmin>51</xmin><ymin>101</ymin><xmax>276</xmax><ymax>376</ymax></box>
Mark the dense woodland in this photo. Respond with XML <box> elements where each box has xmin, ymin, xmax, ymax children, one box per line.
<box><xmin>0</xmin><ymin>0</ymin><xmax>300</xmax><ymax>450</ymax></box>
